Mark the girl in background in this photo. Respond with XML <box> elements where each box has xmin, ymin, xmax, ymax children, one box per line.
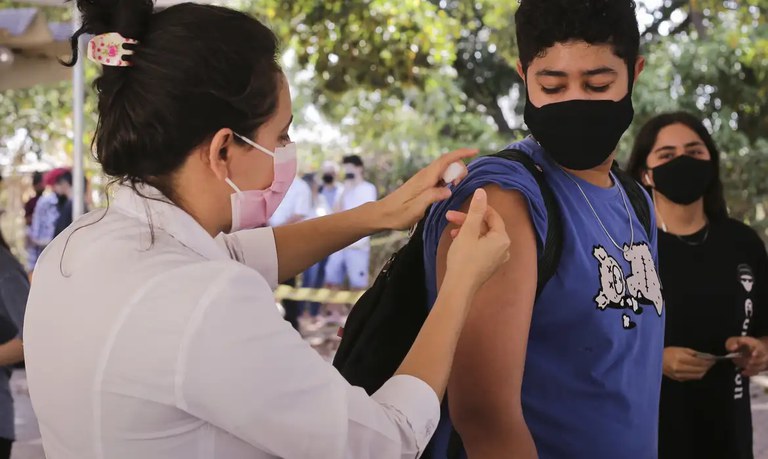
<box><xmin>628</xmin><ymin>111</ymin><xmax>768</xmax><ymax>459</ymax></box>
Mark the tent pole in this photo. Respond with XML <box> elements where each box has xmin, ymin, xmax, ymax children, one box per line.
<box><xmin>72</xmin><ymin>9</ymin><xmax>85</xmax><ymax>218</ymax></box>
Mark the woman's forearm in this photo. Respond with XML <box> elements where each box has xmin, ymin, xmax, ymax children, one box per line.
<box><xmin>273</xmin><ymin>202</ymin><xmax>385</xmax><ymax>282</ymax></box>
<box><xmin>271</xmin><ymin>149</ymin><xmax>475</xmax><ymax>282</ymax></box>
<box><xmin>395</xmin><ymin>276</ymin><xmax>475</xmax><ymax>400</ymax></box>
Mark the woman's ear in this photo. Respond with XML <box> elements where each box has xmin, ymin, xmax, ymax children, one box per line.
<box><xmin>643</xmin><ymin>170</ymin><xmax>653</xmax><ymax>187</ymax></box>
<box><xmin>207</xmin><ymin>129</ymin><xmax>236</xmax><ymax>181</ymax></box>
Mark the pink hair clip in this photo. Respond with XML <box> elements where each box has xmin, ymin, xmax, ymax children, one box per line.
<box><xmin>87</xmin><ymin>32</ymin><xmax>138</xmax><ymax>67</ymax></box>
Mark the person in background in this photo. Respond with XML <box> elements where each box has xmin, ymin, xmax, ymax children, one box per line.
<box><xmin>269</xmin><ymin>175</ymin><xmax>313</xmax><ymax>330</ymax></box>
<box><xmin>24</xmin><ymin>171</ymin><xmax>46</xmax><ymax>273</ymax></box>
<box><xmin>300</xmin><ymin>172</ymin><xmax>332</xmax><ymax>325</ymax></box>
<box><xmin>0</xmin><ymin>224</ymin><xmax>31</xmax><ymax>459</ymax></box>
<box><xmin>24</xmin><ymin>172</ymin><xmax>45</xmax><ymax>228</ymax></box>
<box><xmin>28</xmin><ymin>167</ymin><xmax>69</xmax><ymax>272</ymax></box>
<box><xmin>52</xmin><ymin>170</ymin><xmax>74</xmax><ymax>238</ymax></box>
<box><xmin>325</xmin><ymin>155</ymin><xmax>378</xmax><ymax>292</ymax></box>
<box><xmin>319</xmin><ymin>160</ymin><xmax>342</xmax><ymax>213</ymax></box>
<box><xmin>627</xmin><ymin>111</ymin><xmax>768</xmax><ymax>459</ymax></box>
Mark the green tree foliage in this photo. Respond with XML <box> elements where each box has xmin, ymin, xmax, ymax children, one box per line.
<box><xmin>2</xmin><ymin>0</ymin><xmax>767</xmax><ymax>238</ymax></box>
<box><xmin>272</xmin><ymin>0</ymin><xmax>768</xmax><ymax>236</ymax></box>
<box><xmin>629</xmin><ymin>0</ymin><xmax>768</xmax><ymax>236</ymax></box>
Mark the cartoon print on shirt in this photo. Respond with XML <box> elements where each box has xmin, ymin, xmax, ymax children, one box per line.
<box><xmin>594</xmin><ymin>246</ymin><xmax>631</xmax><ymax>309</ymax></box>
<box><xmin>623</xmin><ymin>243</ymin><xmax>664</xmax><ymax>316</ymax></box>
<box><xmin>735</xmin><ymin>263</ymin><xmax>754</xmax><ymax>400</ymax></box>
<box><xmin>622</xmin><ymin>314</ymin><xmax>636</xmax><ymax>330</ymax></box>
<box><xmin>593</xmin><ymin>243</ymin><xmax>663</xmax><ymax>330</ymax></box>
<box><xmin>738</xmin><ymin>264</ymin><xmax>754</xmax><ymax>293</ymax></box>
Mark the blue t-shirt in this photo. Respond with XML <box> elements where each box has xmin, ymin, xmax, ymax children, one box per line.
<box><xmin>423</xmin><ymin>137</ymin><xmax>665</xmax><ymax>459</ymax></box>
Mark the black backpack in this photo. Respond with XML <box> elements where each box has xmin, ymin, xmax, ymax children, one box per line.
<box><xmin>332</xmin><ymin>149</ymin><xmax>651</xmax><ymax>458</ymax></box>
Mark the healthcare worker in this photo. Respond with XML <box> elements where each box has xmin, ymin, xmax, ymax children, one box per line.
<box><xmin>22</xmin><ymin>2</ymin><xmax>510</xmax><ymax>459</ymax></box>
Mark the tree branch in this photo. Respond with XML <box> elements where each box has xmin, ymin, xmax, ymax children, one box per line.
<box><xmin>689</xmin><ymin>0</ymin><xmax>707</xmax><ymax>38</ymax></box>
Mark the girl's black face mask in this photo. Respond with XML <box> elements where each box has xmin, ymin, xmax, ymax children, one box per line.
<box><xmin>523</xmin><ymin>67</ymin><xmax>635</xmax><ymax>171</ymax></box>
<box><xmin>651</xmin><ymin>155</ymin><xmax>713</xmax><ymax>205</ymax></box>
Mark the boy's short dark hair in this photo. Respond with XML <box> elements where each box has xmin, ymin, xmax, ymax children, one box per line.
<box><xmin>515</xmin><ymin>0</ymin><xmax>640</xmax><ymax>72</ymax></box>
<box><xmin>342</xmin><ymin>155</ymin><xmax>364</xmax><ymax>168</ymax></box>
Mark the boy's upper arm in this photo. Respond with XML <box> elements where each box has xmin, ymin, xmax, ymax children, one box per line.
<box><xmin>436</xmin><ymin>185</ymin><xmax>538</xmax><ymax>438</ymax></box>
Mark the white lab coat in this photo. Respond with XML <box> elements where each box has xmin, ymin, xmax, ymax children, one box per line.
<box><xmin>23</xmin><ymin>184</ymin><xmax>439</xmax><ymax>459</ymax></box>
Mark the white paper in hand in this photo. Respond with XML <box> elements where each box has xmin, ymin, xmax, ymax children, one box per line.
<box><xmin>695</xmin><ymin>351</ymin><xmax>741</xmax><ymax>361</ymax></box>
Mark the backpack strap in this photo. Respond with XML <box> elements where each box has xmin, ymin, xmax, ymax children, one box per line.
<box><xmin>489</xmin><ymin>149</ymin><xmax>563</xmax><ymax>297</ymax></box>
<box><xmin>611</xmin><ymin>162</ymin><xmax>652</xmax><ymax>240</ymax></box>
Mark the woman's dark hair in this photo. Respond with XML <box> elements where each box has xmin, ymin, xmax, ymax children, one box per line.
<box><xmin>68</xmin><ymin>0</ymin><xmax>282</xmax><ymax>198</ymax></box>
<box><xmin>626</xmin><ymin>111</ymin><xmax>729</xmax><ymax>221</ymax></box>
<box><xmin>515</xmin><ymin>0</ymin><xmax>640</xmax><ymax>73</ymax></box>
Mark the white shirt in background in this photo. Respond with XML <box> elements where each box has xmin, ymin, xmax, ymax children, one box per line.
<box><xmin>334</xmin><ymin>180</ymin><xmax>377</xmax><ymax>249</ymax></box>
<box><xmin>311</xmin><ymin>192</ymin><xmax>333</xmax><ymax>220</ymax></box>
<box><xmin>268</xmin><ymin>176</ymin><xmax>313</xmax><ymax>227</ymax></box>
<box><xmin>23</xmin><ymin>184</ymin><xmax>439</xmax><ymax>459</ymax></box>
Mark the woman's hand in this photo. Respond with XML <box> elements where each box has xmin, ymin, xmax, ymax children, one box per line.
<box><xmin>443</xmin><ymin>189</ymin><xmax>510</xmax><ymax>293</ymax></box>
<box><xmin>374</xmin><ymin>148</ymin><xmax>477</xmax><ymax>231</ymax></box>
<box><xmin>725</xmin><ymin>336</ymin><xmax>768</xmax><ymax>377</ymax></box>
<box><xmin>662</xmin><ymin>347</ymin><xmax>716</xmax><ymax>382</ymax></box>
<box><xmin>270</xmin><ymin>148</ymin><xmax>476</xmax><ymax>282</ymax></box>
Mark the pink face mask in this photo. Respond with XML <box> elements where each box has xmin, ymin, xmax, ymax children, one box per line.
<box><xmin>225</xmin><ymin>133</ymin><xmax>298</xmax><ymax>232</ymax></box>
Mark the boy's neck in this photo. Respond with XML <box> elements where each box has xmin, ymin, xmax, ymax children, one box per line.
<box><xmin>562</xmin><ymin>158</ymin><xmax>614</xmax><ymax>188</ymax></box>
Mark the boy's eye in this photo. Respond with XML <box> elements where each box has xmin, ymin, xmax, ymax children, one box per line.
<box><xmin>541</xmin><ymin>86</ymin><xmax>563</xmax><ymax>95</ymax></box>
<box><xmin>586</xmin><ymin>84</ymin><xmax>610</xmax><ymax>93</ymax></box>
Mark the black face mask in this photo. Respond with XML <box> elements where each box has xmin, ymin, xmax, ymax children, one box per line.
<box><xmin>523</xmin><ymin>91</ymin><xmax>635</xmax><ymax>171</ymax></box>
<box><xmin>56</xmin><ymin>193</ymin><xmax>68</xmax><ymax>206</ymax></box>
<box><xmin>322</xmin><ymin>174</ymin><xmax>335</xmax><ymax>185</ymax></box>
<box><xmin>651</xmin><ymin>155</ymin><xmax>713</xmax><ymax>205</ymax></box>
<box><xmin>345</xmin><ymin>172</ymin><xmax>356</xmax><ymax>181</ymax></box>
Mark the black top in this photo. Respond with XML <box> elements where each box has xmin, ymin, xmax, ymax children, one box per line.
<box><xmin>53</xmin><ymin>198</ymin><xmax>73</xmax><ymax>238</ymax></box>
<box><xmin>0</xmin><ymin>246</ymin><xmax>30</xmax><ymax>440</ymax></box>
<box><xmin>658</xmin><ymin>218</ymin><xmax>768</xmax><ymax>459</ymax></box>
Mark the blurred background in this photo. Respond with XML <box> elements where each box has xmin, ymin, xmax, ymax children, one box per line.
<box><xmin>1</xmin><ymin>1</ymin><xmax>767</xmax><ymax>263</ymax></box>
<box><xmin>0</xmin><ymin>1</ymin><xmax>767</xmax><ymax>457</ymax></box>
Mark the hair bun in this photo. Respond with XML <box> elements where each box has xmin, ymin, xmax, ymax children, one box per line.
<box><xmin>75</xmin><ymin>0</ymin><xmax>153</xmax><ymax>39</ymax></box>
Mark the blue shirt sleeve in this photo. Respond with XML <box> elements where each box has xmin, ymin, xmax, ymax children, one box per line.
<box><xmin>423</xmin><ymin>156</ymin><xmax>549</xmax><ymax>279</ymax></box>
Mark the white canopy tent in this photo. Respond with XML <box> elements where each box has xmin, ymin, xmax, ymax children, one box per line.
<box><xmin>0</xmin><ymin>0</ymin><xmax>220</xmax><ymax>219</ymax></box>
<box><xmin>0</xmin><ymin>8</ymin><xmax>71</xmax><ymax>91</ymax></box>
